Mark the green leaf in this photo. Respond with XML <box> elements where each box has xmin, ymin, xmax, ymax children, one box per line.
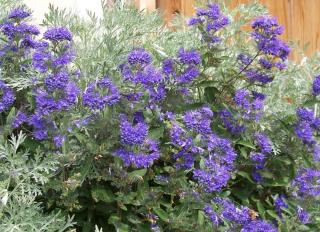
<box><xmin>198</xmin><ymin>210</ymin><xmax>205</xmax><ymax>225</ymax></box>
<box><xmin>149</xmin><ymin>127</ymin><xmax>164</xmax><ymax>140</ymax></box>
<box><xmin>154</xmin><ymin>208</ymin><xmax>170</xmax><ymax>222</ymax></box>
<box><xmin>237</xmin><ymin>171</ymin><xmax>254</xmax><ymax>183</ymax></box>
<box><xmin>266</xmin><ymin>210</ymin><xmax>280</xmax><ymax>220</ymax></box>
<box><xmin>128</xmin><ymin>169</ymin><xmax>147</xmax><ymax>180</ymax></box>
<box><xmin>256</xmin><ymin>201</ymin><xmax>265</xmax><ymax>218</ymax></box>
<box><xmin>92</xmin><ymin>187</ymin><xmax>115</xmax><ymax>203</ymax></box>
<box><xmin>236</xmin><ymin>140</ymin><xmax>256</xmax><ymax>149</ymax></box>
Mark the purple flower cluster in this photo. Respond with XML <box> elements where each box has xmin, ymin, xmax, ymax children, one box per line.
<box><xmin>238</xmin><ymin>16</ymin><xmax>290</xmax><ymax>85</ymax></box>
<box><xmin>296</xmin><ymin>206</ymin><xmax>310</xmax><ymax>224</ymax></box>
<box><xmin>115</xmin><ymin>114</ymin><xmax>159</xmax><ymax>168</ymax></box>
<box><xmin>20</xmin><ymin>26</ymin><xmax>80</xmax><ymax>147</ymax></box>
<box><xmin>33</xmin><ymin>41</ymin><xmax>75</xmax><ymax>73</ymax></box>
<box><xmin>0</xmin><ymin>8</ymin><xmax>41</xmax><ymax>63</ymax></box>
<box><xmin>292</xmin><ymin>168</ymin><xmax>320</xmax><ymax>198</ymax></box>
<box><xmin>234</xmin><ymin>90</ymin><xmax>265</xmax><ymax>121</ymax></box>
<box><xmin>162</xmin><ymin>48</ymin><xmax>201</xmax><ymax>84</ymax></box>
<box><xmin>120</xmin><ymin>114</ymin><xmax>148</xmax><ymax>145</ymax></box>
<box><xmin>312</xmin><ymin>75</ymin><xmax>320</xmax><ymax>96</ymax></box>
<box><xmin>188</xmin><ymin>3</ymin><xmax>230</xmax><ymax>46</ymax></box>
<box><xmin>0</xmin><ymin>80</ymin><xmax>15</xmax><ymax>113</ymax></box>
<box><xmin>252</xmin><ymin>16</ymin><xmax>290</xmax><ymax>61</ymax></box>
<box><xmin>120</xmin><ymin>48</ymin><xmax>167</xmax><ymax>105</ymax></box>
<box><xmin>214</xmin><ymin>198</ymin><xmax>251</xmax><ymax>225</ymax></box>
<box><xmin>169</xmin><ymin>123</ymin><xmax>199</xmax><ymax>169</ymax></box>
<box><xmin>240</xmin><ymin>220</ymin><xmax>277</xmax><ymax>232</ymax></box>
<box><xmin>193</xmin><ymin>134</ymin><xmax>237</xmax><ymax>192</ymax></box>
<box><xmin>295</xmin><ymin>107</ymin><xmax>320</xmax><ymax>162</ymax></box>
<box><xmin>83</xmin><ymin>77</ymin><xmax>120</xmax><ymax>110</ymax></box>
<box><xmin>204</xmin><ymin>199</ymin><xmax>278</xmax><ymax>230</ymax></box>
<box><xmin>274</xmin><ymin>195</ymin><xmax>288</xmax><ymax>217</ymax></box>
<box><xmin>218</xmin><ymin>109</ymin><xmax>246</xmax><ymax>135</ymax></box>
<box><xmin>183</xmin><ymin>106</ymin><xmax>213</xmax><ymax>134</ymax></box>
<box><xmin>43</xmin><ymin>27</ymin><xmax>73</xmax><ymax>42</ymax></box>
<box><xmin>250</xmin><ymin>132</ymin><xmax>272</xmax><ymax>182</ymax></box>
<box><xmin>204</xmin><ymin>204</ymin><xmax>220</xmax><ymax>226</ymax></box>
<box><xmin>8</xmin><ymin>8</ymin><xmax>31</xmax><ymax>20</ymax></box>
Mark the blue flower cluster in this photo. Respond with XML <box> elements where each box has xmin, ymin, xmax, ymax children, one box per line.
<box><xmin>115</xmin><ymin>114</ymin><xmax>160</xmax><ymax>168</ymax></box>
<box><xmin>238</xmin><ymin>16</ymin><xmax>290</xmax><ymax>85</ymax></box>
<box><xmin>204</xmin><ymin>198</ymin><xmax>277</xmax><ymax>231</ymax></box>
<box><xmin>162</xmin><ymin>48</ymin><xmax>201</xmax><ymax>84</ymax></box>
<box><xmin>0</xmin><ymin>8</ymin><xmax>41</xmax><ymax>64</ymax></box>
<box><xmin>83</xmin><ymin>77</ymin><xmax>120</xmax><ymax>110</ymax></box>
<box><xmin>274</xmin><ymin>195</ymin><xmax>288</xmax><ymax>217</ymax></box>
<box><xmin>218</xmin><ymin>90</ymin><xmax>266</xmax><ymax>135</ymax></box>
<box><xmin>292</xmin><ymin>168</ymin><xmax>320</xmax><ymax>198</ymax></box>
<box><xmin>250</xmin><ymin>132</ymin><xmax>272</xmax><ymax>182</ymax></box>
<box><xmin>295</xmin><ymin>107</ymin><xmax>320</xmax><ymax>161</ymax></box>
<box><xmin>188</xmin><ymin>3</ymin><xmax>230</xmax><ymax>45</ymax></box>
<box><xmin>0</xmin><ymin>80</ymin><xmax>15</xmax><ymax>113</ymax></box>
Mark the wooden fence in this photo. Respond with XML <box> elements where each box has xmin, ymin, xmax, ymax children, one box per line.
<box><xmin>136</xmin><ymin>0</ymin><xmax>320</xmax><ymax>58</ymax></box>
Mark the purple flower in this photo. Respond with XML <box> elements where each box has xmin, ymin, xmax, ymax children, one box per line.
<box><xmin>173</xmin><ymin>150</ymin><xmax>195</xmax><ymax>169</ymax></box>
<box><xmin>15</xmin><ymin>23</ymin><xmax>40</xmax><ymax>35</ymax></box>
<box><xmin>45</xmin><ymin>71</ymin><xmax>69</xmax><ymax>91</ymax></box>
<box><xmin>162</xmin><ymin>58</ymin><xmax>175</xmax><ymax>75</ymax></box>
<box><xmin>54</xmin><ymin>134</ymin><xmax>65</xmax><ymax>148</ymax></box>
<box><xmin>251</xmin><ymin>16</ymin><xmax>290</xmax><ymax>62</ymax></box>
<box><xmin>43</xmin><ymin>27</ymin><xmax>72</xmax><ymax>42</ymax></box>
<box><xmin>190</xmin><ymin>3</ymin><xmax>230</xmax><ymax>32</ymax></box>
<box><xmin>0</xmin><ymin>80</ymin><xmax>15</xmax><ymax>113</ymax></box>
<box><xmin>295</xmin><ymin>121</ymin><xmax>314</xmax><ymax>145</ymax></box>
<box><xmin>234</xmin><ymin>89</ymin><xmax>250</xmax><ymax>110</ymax></box>
<box><xmin>204</xmin><ymin>205</ymin><xmax>220</xmax><ymax>226</ymax></box>
<box><xmin>183</xmin><ymin>107</ymin><xmax>213</xmax><ymax>134</ymax></box>
<box><xmin>12</xmin><ymin>111</ymin><xmax>28</xmax><ymax>128</ymax></box>
<box><xmin>82</xmin><ymin>77</ymin><xmax>120</xmax><ymax>110</ymax></box>
<box><xmin>297</xmin><ymin>206</ymin><xmax>310</xmax><ymax>224</ymax></box>
<box><xmin>8</xmin><ymin>8</ymin><xmax>31</xmax><ymax>20</ymax></box>
<box><xmin>193</xmin><ymin>159</ymin><xmax>231</xmax><ymax>192</ymax></box>
<box><xmin>127</xmin><ymin>48</ymin><xmax>152</xmax><ymax>66</ymax></box>
<box><xmin>254</xmin><ymin>132</ymin><xmax>272</xmax><ymax>154</ymax></box>
<box><xmin>176</xmin><ymin>65</ymin><xmax>200</xmax><ymax>83</ymax></box>
<box><xmin>170</xmin><ymin>124</ymin><xmax>190</xmax><ymax>147</ymax></box>
<box><xmin>115</xmin><ymin>140</ymin><xmax>160</xmax><ymax>168</ymax></box>
<box><xmin>207</xmin><ymin>134</ymin><xmax>237</xmax><ymax>168</ymax></box>
<box><xmin>214</xmin><ymin>198</ymin><xmax>251</xmax><ymax>225</ymax></box>
<box><xmin>238</xmin><ymin>53</ymin><xmax>252</xmax><ymax>65</ymax></box>
<box><xmin>120</xmin><ymin>114</ymin><xmax>148</xmax><ymax>145</ymax></box>
<box><xmin>241</xmin><ymin>220</ymin><xmax>277</xmax><ymax>232</ymax></box>
<box><xmin>292</xmin><ymin>168</ymin><xmax>320</xmax><ymax>197</ymax></box>
<box><xmin>219</xmin><ymin>109</ymin><xmax>246</xmax><ymax>134</ymax></box>
<box><xmin>250</xmin><ymin>152</ymin><xmax>266</xmax><ymax>164</ymax></box>
<box><xmin>274</xmin><ymin>195</ymin><xmax>288</xmax><ymax>217</ymax></box>
<box><xmin>32</xmin><ymin>47</ymin><xmax>51</xmax><ymax>73</ymax></box>
<box><xmin>297</xmin><ymin>108</ymin><xmax>315</xmax><ymax>123</ymax></box>
<box><xmin>245</xmin><ymin>69</ymin><xmax>273</xmax><ymax>84</ymax></box>
<box><xmin>312</xmin><ymin>75</ymin><xmax>320</xmax><ymax>96</ymax></box>
<box><xmin>177</xmin><ymin>48</ymin><xmax>201</xmax><ymax>65</ymax></box>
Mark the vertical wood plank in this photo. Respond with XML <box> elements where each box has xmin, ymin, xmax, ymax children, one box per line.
<box><xmin>291</xmin><ymin>0</ymin><xmax>320</xmax><ymax>57</ymax></box>
<box><xmin>156</xmin><ymin>0</ymin><xmax>181</xmax><ymax>22</ymax></box>
<box><xmin>135</xmin><ymin>0</ymin><xmax>156</xmax><ymax>12</ymax></box>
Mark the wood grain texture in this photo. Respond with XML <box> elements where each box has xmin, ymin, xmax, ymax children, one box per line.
<box><xmin>153</xmin><ymin>0</ymin><xmax>320</xmax><ymax>58</ymax></box>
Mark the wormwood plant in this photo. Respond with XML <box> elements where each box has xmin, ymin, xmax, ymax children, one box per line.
<box><xmin>0</xmin><ymin>0</ymin><xmax>320</xmax><ymax>231</ymax></box>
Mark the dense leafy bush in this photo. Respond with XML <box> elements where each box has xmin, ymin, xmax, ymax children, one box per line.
<box><xmin>1</xmin><ymin>0</ymin><xmax>320</xmax><ymax>231</ymax></box>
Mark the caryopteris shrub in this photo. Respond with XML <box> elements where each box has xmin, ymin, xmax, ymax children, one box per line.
<box><xmin>1</xmin><ymin>1</ymin><xmax>320</xmax><ymax>231</ymax></box>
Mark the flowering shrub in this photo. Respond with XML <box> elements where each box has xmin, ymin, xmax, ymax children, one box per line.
<box><xmin>1</xmin><ymin>1</ymin><xmax>320</xmax><ymax>232</ymax></box>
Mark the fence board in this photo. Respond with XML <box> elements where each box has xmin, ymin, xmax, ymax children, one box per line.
<box><xmin>147</xmin><ymin>0</ymin><xmax>320</xmax><ymax>57</ymax></box>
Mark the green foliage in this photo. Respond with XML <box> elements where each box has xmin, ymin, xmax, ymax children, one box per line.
<box><xmin>1</xmin><ymin>0</ymin><xmax>320</xmax><ymax>231</ymax></box>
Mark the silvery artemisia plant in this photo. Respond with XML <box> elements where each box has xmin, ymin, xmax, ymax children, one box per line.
<box><xmin>1</xmin><ymin>2</ymin><xmax>320</xmax><ymax>232</ymax></box>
